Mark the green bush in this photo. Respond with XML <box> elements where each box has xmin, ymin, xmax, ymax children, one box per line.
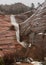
<box><xmin>0</xmin><ymin>57</ymin><xmax>5</xmax><ymax>65</ymax></box>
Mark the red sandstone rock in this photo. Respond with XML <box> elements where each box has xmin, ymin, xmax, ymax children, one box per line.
<box><xmin>0</xmin><ymin>15</ymin><xmax>20</xmax><ymax>57</ymax></box>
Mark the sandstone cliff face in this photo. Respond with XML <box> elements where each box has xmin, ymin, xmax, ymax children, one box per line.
<box><xmin>18</xmin><ymin>2</ymin><xmax>46</xmax><ymax>61</ymax></box>
<box><xmin>19</xmin><ymin>2</ymin><xmax>46</xmax><ymax>43</ymax></box>
<box><xmin>20</xmin><ymin>2</ymin><xmax>46</xmax><ymax>36</ymax></box>
<box><xmin>0</xmin><ymin>15</ymin><xmax>23</xmax><ymax>57</ymax></box>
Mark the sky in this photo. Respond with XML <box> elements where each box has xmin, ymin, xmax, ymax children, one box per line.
<box><xmin>0</xmin><ymin>0</ymin><xmax>45</xmax><ymax>7</ymax></box>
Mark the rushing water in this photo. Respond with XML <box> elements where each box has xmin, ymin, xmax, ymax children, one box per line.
<box><xmin>10</xmin><ymin>15</ymin><xmax>20</xmax><ymax>42</ymax></box>
<box><xmin>10</xmin><ymin>15</ymin><xmax>27</xmax><ymax>48</ymax></box>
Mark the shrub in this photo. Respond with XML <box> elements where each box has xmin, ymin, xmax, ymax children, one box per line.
<box><xmin>0</xmin><ymin>57</ymin><xmax>4</xmax><ymax>65</ymax></box>
<box><xmin>3</xmin><ymin>52</ymin><xmax>16</xmax><ymax>65</ymax></box>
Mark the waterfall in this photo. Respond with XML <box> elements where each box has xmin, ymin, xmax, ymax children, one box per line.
<box><xmin>10</xmin><ymin>15</ymin><xmax>27</xmax><ymax>48</ymax></box>
<box><xmin>10</xmin><ymin>15</ymin><xmax>20</xmax><ymax>42</ymax></box>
